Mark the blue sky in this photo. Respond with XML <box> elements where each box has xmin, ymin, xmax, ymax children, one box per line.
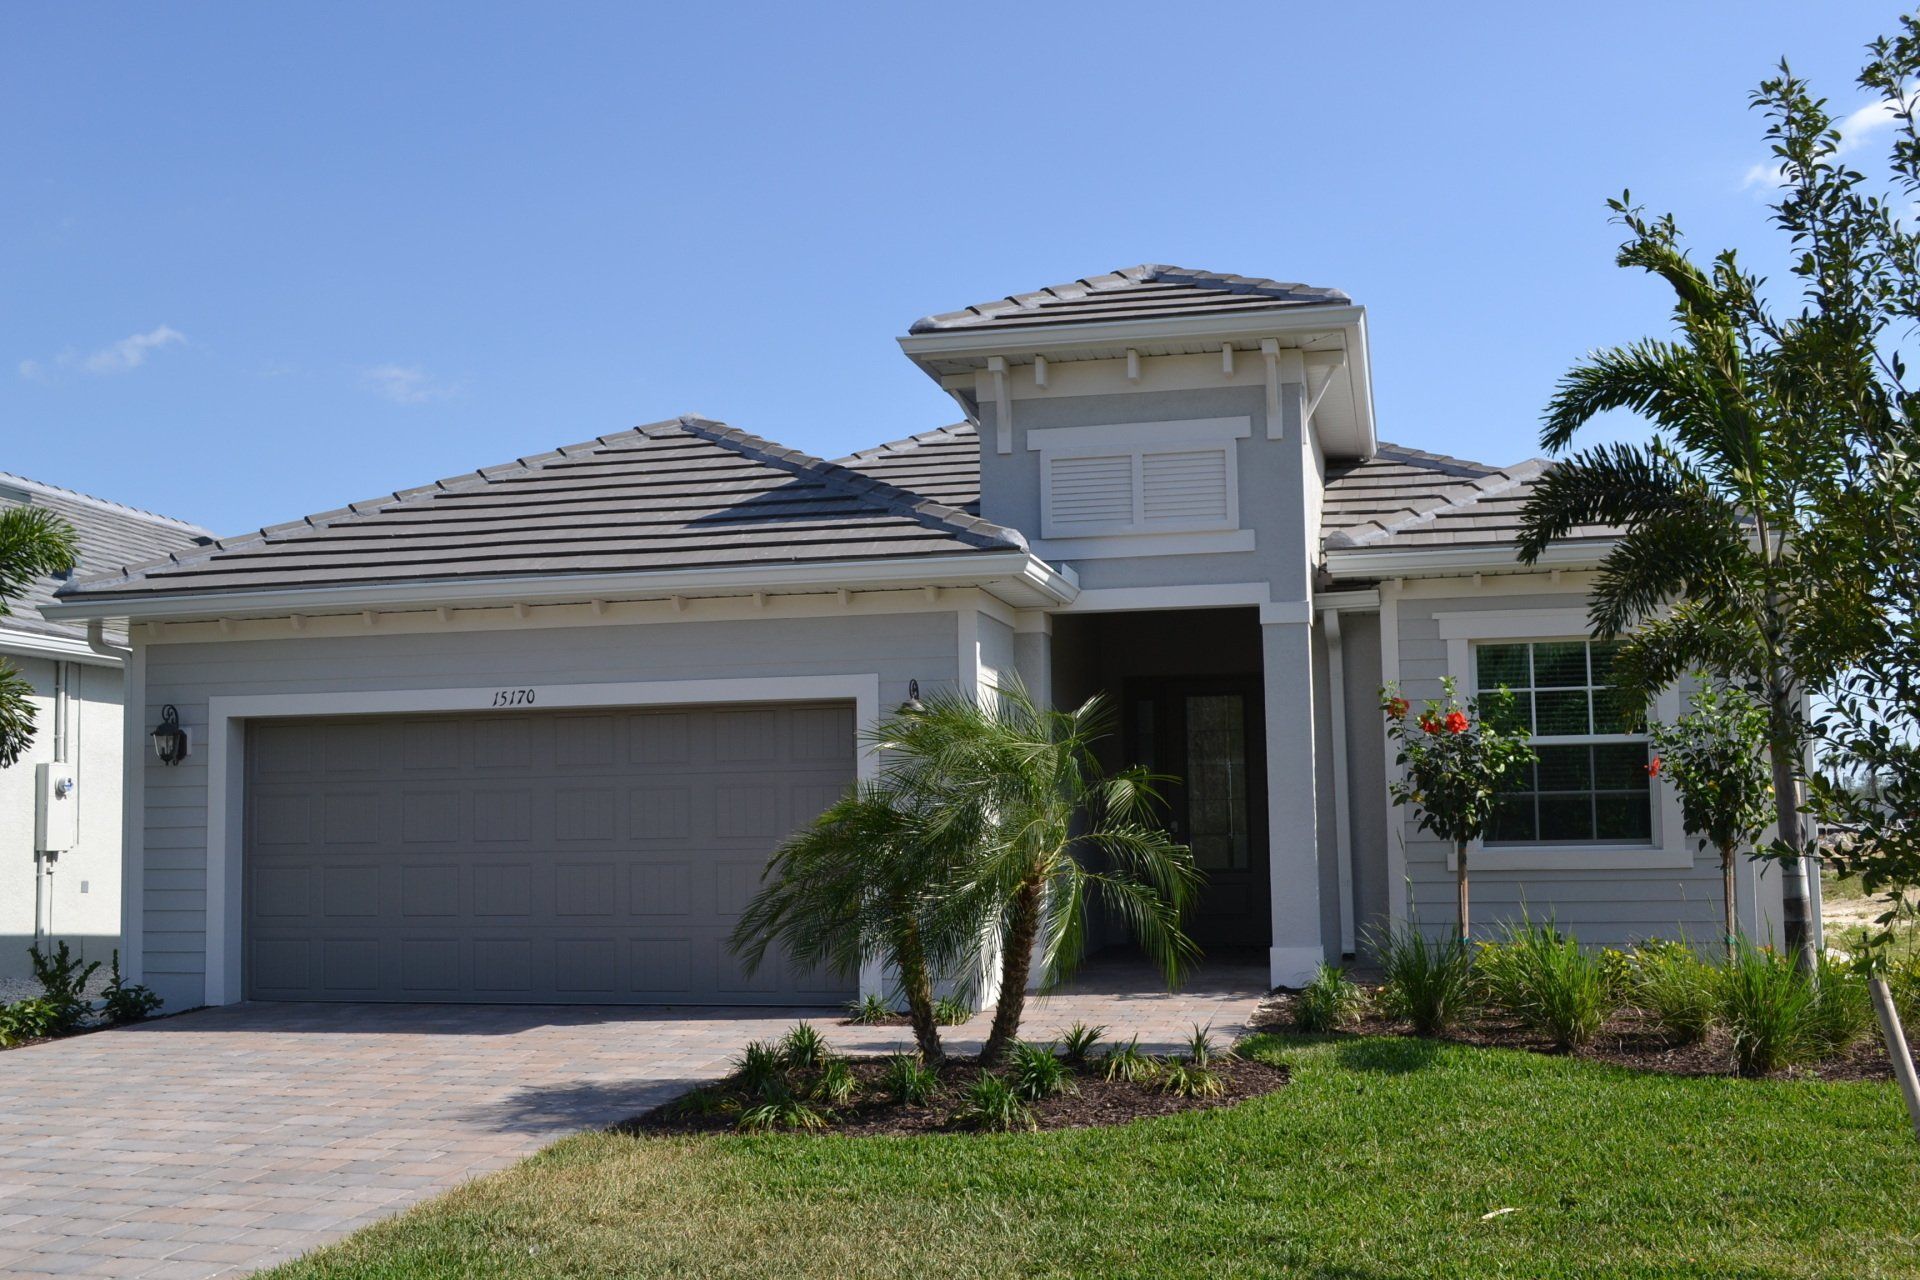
<box><xmin>0</xmin><ymin>2</ymin><xmax>1904</xmax><ymax>535</ymax></box>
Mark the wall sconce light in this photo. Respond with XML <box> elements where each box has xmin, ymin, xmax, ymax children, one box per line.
<box><xmin>150</xmin><ymin>705</ymin><xmax>189</xmax><ymax>766</ymax></box>
<box><xmin>897</xmin><ymin>679</ymin><xmax>926</xmax><ymax>716</ymax></box>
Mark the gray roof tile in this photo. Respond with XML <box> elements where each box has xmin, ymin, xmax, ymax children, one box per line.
<box><xmin>58</xmin><ymin>417</ymin><xmax>1026</xmax><ymax>604</ymax></box>
<box><xmin>0</xmin><ymin>473</ymin><xmax>209</xmax><ymax>643</ymax></box>
<box><xmin>908</xmin><ymin>265</ymin><xmax>1350</xmax><ymax>334</ymax></box>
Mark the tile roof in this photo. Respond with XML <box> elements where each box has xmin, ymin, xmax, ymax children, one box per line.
<box><xmin>844</xmin><ymin>424</ymin><xmax>1622</xmax><ymax>557</ymax></box>
<box><xmin>57</xmin><ymin>417</ymin><xmax>1025</xmax><ymax>604</ymax></box>
<box><xmin>908</xmin><ymin>265</ymin><xmax>1350</xmax><ymax>335</ymax></box>
<box><xmin>0</xmin><ymin>472</ymin><xmax>208</xmax><ymax>644</ymax></box>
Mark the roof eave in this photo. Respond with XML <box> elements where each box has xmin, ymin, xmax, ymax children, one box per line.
<box><xmin>0</xmin><ymin>623</ymin><xmax>124</xmax><ymax>667</ymax></box>
<box><xmin>1322</xmin><ymin>539</ymin><xmax>1614</xmax><ymax>580</ymax></box>
<box><xmin>41</xmin><ymin>550</ymin><xmax>1081</xmax><ymax>624</ymax></box>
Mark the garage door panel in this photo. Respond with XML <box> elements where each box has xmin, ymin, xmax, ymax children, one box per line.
<box><xmin>245</xmin><ymin>703</ymin><xmax>856</xmax><ymax>1005</ymax></box>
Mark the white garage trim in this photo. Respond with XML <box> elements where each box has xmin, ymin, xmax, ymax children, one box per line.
<box><xmin>203</xmin><ymin>674</ymin><xmax>882</xmax><ymax>1006</ymax></box>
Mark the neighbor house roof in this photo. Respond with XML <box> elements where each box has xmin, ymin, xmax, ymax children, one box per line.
<box><xmin>55</xmin><ymin>417</ymin><xmax>1027</xmax><ymax>606</ymax></box>
<box><xmin>0</xmin><ymin>472</ymin><xmax>209</xmax><ymax>649</ymax></box>
<box><xmin>908</xmin><ymin>265</ymin><xmax>1350</xmax><ymax>335</ymax></box>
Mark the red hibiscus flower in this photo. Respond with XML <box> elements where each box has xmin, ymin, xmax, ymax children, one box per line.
<box><xmin>1445</xmin><ymin>710</ymin><xmax>1470</xmax><ymax>735</ymax></box>
<box><xmin>1646</xmin><ymin>756</ymin><xmax>1663</xmax><ymax>777</ymax></box>
<box><xmin>1419</xmin><ymin>716</ymin><xmax>1440</xmax><ymax>734</ymax></box>
<box><xmin>1387</xmin><ymin>697</ymin><xmax>1410</xmax><ymax>719</ymax></box>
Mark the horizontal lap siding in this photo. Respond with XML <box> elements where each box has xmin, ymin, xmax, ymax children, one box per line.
<box><xmin>137</xmin><ymin>611</ymin><xmax>960</xmax><ymax>1010</ymax></box>
<box><xmin>1394</xmin><ymin>587</ymin><xmax>1723</xmax><ymax>948</ymax></box>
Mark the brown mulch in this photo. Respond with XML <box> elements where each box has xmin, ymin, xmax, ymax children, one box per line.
<box><xmin>622</xmin><ymin>1053</ymin><xmax>1290</xmax><ymax>1137</ymax></box>
<box><xmin>1250</xmin><ymin>990</ymin><xmax>1911</xmax><ymax>1082</ymax></box>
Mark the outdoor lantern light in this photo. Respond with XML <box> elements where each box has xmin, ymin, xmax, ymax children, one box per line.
<box><xmin>897</xmin><ymin>679</ymin><xmax>926</xmax><ymax>716</ymax></box>
<box><xmin>150</xmin><ymin>705</ymin><xmax>189</xmax><ymax>766</ymax></box>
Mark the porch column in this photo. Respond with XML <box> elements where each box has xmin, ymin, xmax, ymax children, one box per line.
<box><xmin>1261</xmin><ymin>604</ymin><xmax>1324</xmax><ymax>986</ymax></box>
<box><xmin>1013</xmin><ymin>611</ymin><xmax>1053</xmax><ymax>709</ymax></box>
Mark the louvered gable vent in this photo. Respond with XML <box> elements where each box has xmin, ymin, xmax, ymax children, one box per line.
<box><xmin>1033</xmin><ymin>418</ymin><xmax>1249</xmax><ymax>540</ymax></box>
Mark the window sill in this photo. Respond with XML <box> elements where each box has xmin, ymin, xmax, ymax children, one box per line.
<box><xmin>1450</xmin><ymin>845</ymin><xmax>1695</xmax><ymax>872</ymax></box>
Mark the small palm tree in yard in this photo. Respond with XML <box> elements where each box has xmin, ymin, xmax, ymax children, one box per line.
<box><xmin>1379</xmin><ymin>679</ymin><xmax>1536</xmax><ymax>945</ymax></box>
<box><xmin>1648</xmin><ymin>683</ymin><xmax>1775</xmax><ymax>957</ymax></box>
<box><xmin>0</xmin><ymin>507</ymin><xmax>78</xmax><ymax>767</ymax></box>
<box><xmin>876</xmin><ymin>683</ymin><xmax>1202</xmax><ymax>1067</ymax></box>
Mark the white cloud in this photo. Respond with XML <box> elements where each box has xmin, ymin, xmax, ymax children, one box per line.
<box><xmin>16</xmin><ymin>325</ymin><xmax>187</xmax><ymax>380</ymax></box>
<box><xmin>362</xmin><ymin>363</ymin><xmax>457</xmax><ymax>405</ymax></box>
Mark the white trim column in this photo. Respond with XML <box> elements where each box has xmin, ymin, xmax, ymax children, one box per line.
<box><xmin>1260</xmin><ymin>599</ymin><xmax>1323</xmax><ymax>986</ymax></box>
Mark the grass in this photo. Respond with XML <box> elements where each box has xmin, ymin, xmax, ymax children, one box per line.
<box><xmin>262</xmin><ymin>1034</ymin><xmax>1920</xmax><ymax>1280</ymax></box>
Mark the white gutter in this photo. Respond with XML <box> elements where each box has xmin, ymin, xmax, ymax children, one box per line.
<box><xmin>1323</xmin><ymin>540</ymin><xmax>1611</xmax><ymax>580</ymax></box>
<box><xmin>0</xmin><ymin>625</ymin><xmax>124</xmax><ymax>667</ymax></box>
<box><xmin>42</xmin><ymin>549</ymin><xmax>1080</xmax><ymax>624</ymax></box>
<box><xmin>86</xmin><ymin>619</ymin><xmax>131</xmax><ymax>661</ymax></box>
<box><xmin>897</xmin><ymin>305</ymin><xmax>1369</xmax><ymax>362</ymax></box>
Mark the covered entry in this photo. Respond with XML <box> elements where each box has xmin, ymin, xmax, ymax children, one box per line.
<box><xmin>242</xmin><ymin>701</ymin><xmax>857</xmax><ymax>1005</ymax></box>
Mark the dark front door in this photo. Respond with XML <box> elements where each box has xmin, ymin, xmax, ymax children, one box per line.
<box><xmin>1127</xmin><ymin>678</ymin><xmax>1270</xmax><ymax>952</ymax></box>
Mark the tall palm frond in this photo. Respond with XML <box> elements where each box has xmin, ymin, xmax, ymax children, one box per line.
<box><xmin>0</xmin><ymin>507</ymin><xmax>79</xmax><ymax>768</ymax></box>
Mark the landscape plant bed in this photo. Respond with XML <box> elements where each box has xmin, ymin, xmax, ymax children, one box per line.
<box><xmin>1256</xmin><ymin>990</ymin><xmax>1912</xmax><ymax>1082</ymax></box>
<box><xmin>623</xmin><ymin>1051</ymin><xmax>1290</xmax><ymax>1137</ymax></box>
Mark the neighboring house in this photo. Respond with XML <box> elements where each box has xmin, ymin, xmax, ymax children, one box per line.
<box><xmin>0</xmin><ymin>473</ymin><xmax>208</xmax><ymax>982</ymax></box>
<box><xmin>46</xmin><ymin>266</ymin><xmax>1794</xmax><ymax>1013</ymax></box>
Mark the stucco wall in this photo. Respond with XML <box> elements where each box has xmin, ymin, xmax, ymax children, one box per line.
<box><xmin>0</xmin><ymin>654</ymin><xmax>123</xmax><ymax>980</ymax></box>
<box><xmin>135</xmin><ymin>609</ymin><xmax>961</xmax><ymax>1011</ymax></box>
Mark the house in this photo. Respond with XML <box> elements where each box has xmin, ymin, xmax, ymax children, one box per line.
<box><xmin>0</xmin><ymin>473</ymin><xmax>208</xmax><ymax>983</ymax></box>
<box><xmin>44</xmin><ymin>266</ymin><xmax>1794</xmax><ymax>1013</ymax></box>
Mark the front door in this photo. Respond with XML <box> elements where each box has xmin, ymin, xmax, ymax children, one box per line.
<box><xmin>1127</xmin><ymin>678</ymin><xmax>1270</xmax><ymax>952</ymax></box>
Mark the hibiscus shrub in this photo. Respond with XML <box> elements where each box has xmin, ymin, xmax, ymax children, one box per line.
<box><xmin>1380</xmin><ymin>677</ymin><xmax>1537</xmax><ymax>851</ymax></box>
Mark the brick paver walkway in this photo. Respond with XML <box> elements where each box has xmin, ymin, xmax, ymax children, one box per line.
<box><xmin>0</xmin><ymin>960</ymin><xmax>1267</xmax><ymax>1278</ymax></box>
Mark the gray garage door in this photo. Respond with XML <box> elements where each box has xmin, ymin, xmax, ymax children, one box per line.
<box><xmin>243</xmin><ymin>702</ymin><xmax>858</xmax><ymax>1005</ymax></box>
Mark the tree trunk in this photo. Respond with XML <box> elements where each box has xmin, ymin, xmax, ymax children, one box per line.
<box><xmin>1455</xmin><ymin>839</ymin><xmax>1471</xmax><ymax>948</ymax></box>
<box><xmin>980</xmin><ymin>880</ymin><xmax>1043</xmax><ymax>1066</ymax></box>
<box><xmin>1870</xmin><ymin>976</ymin><xmax>1920</xmax><ymax>1143</ymax></box>
<box><xmin>1766</xmin><ymin>697</ymin><xmax>1820</xmax><ymax>977</ymax></box>
<box><xmin>894</xmin><ymin>923</ymin><xmax>944</xmax><ymax>1065</ymax></box>
<box><xmin>1720</xmin><ymin>844</ymin><xmax>1738</xmax><ymax>961</ymax></box>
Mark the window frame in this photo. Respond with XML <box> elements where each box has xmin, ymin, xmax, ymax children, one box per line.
<box><xmin>1434</xmin><ymin>608</ymin><xmax>1690</xmax><ymax>871</ymax></box>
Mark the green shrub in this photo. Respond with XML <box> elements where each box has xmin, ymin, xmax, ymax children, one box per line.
<box><xmin>665</xmin><ymin>1086</ymin><xmax>736</xmax><ymax>1119</ymax></box>
<box><xmin>1006</xmin><ymin>1041</ymin><xmax>1073</xmax><ymax>1100</ymax></box>
<box><xmin>0</xmin><ymin>997</ymin><xmax>63</xmax><ymax>1046</ymax></box>
<box><xmin>736</xmin><ymin>1084</ymin><xmax>827</xmax><ymax>1133</ymax></box>
<box><xmin>28</xmin><ymin>941</ymin><xmax>99</xmax><ymax>1033</ymax></box>
<box><xmin>780</xmin><ymin>1021</ymin><xmax>829</xmax><ymax>1070</ymax></box>
<box><xmin>1806</xmin><ymin>954</ymin><xmax>1874</xmax><ymax>1058</ymax></box>
<box><xmin>1486</xmin><ymin>921</ymin><xmax>1617</xmax><ymax>1051</ymax></box>
<box><xmin>959</xmin><ymin>1073</ymin><xmax>1034</xmax><ymax>1132</ymax></box>
<box><xmin>1890</xmin><ymin>952</ymin><xmax>1920</xmax><ymax>1032</ymax></box>
<box><xmin>1058</xmin><ymin>1021</ymin><xmax>1107</xmax><ymax>1064</ymax></box>
<box><xmin>1597</xmin><ymin>946</ymin><xmax>1637</xmax><ymax>1001</ymax></box>
<box><xmin>845</xmin><ymin>994</ymin><xmax>892</xmax><ymax>1025</ymax></box>
<box><xmin>1373</xmin><ymin>925</ymin><xmax>1476</xmax><ymax>1035</ymax></box>
<box><xmin>879</xmin><ymin>1053</ymin><xmax>938</xmax><ymax>1105</ymax></box>
<box><xmin>100</xmin><ymin>951</ymin><xmax>161</xmax><ymax>1026</ymax></box>
<box><xmin>1631</xmin><ymin>943</ymin><xmax>1718</xmax><ymax>1044</ymax></box>
<box><xmin>1183</xmin><ymin>1023</ymin><xmax>1231</xmax><ymax>1066</ymax></box>
<box><xmin>1101</xmin><ymin>1036</ymin><xmax>1161</xmax><ymax>1084</ymax></box>
<box><xmin>933</xmin><ymin>996</ymin><xmax>972</xmax><ymax>1027</ymax></box>
<box><xmin>1158</xmin><ymin>1061</ymin><xmax>1223</xmax><ymax>1098</ymax></box>
<box><xmin>811</xmin><ymin>1056</ymin><xmax>859</xmax><ymax>1106</ymax></box>
<box><xmin>734</xmin><ymin>1041</ymin><xmax>785</xmax><ymax>1094</ymax></box>
<box><xmin>1719</xmin><ymin>943</ymin><xmax>1817</xmax><ymax>1075</ymax></box>
<box><xmin>1294</xmin><ymin>963</ymin><xmax>1367</xmax><ymax>1032</ymax></box>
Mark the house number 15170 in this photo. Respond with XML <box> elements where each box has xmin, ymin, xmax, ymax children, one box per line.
<box><xmin>490</xmin><ymin>688</ymin><xmax>537</xmax><ymax>707</ymax></box>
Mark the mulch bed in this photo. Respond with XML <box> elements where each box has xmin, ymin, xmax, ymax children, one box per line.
<box><xmin>623</xmin><ymin>1053</ymin><xmax>1290</xmax><ymax>1137</ymax></box>
<box><xmin>1251</xmin><ymin>990</ymin><xmax>1911</xmax><ymax>1082</ymax></box>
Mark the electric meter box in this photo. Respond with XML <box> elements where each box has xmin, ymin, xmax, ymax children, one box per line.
<box><xmin>35</xmin><ymin>763</ymin><xmax>78</xmax><ymax>853</ymax></box>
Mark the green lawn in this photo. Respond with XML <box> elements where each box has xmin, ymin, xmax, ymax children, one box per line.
<box><xmin>268</xmin><ymin>1034</ymin><xmax>1920</xmax><ymax>1280</ymax></box>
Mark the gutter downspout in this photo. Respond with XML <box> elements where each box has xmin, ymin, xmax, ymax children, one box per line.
<box><xmin>85</xmin><ymin>619</ymin><xmax>130</xmax><ymax>662</ymax></box>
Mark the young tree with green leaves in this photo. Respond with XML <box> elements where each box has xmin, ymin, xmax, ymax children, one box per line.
<box><xmin>1647</xmin><ymin>684</ymin><xmax>1775</xmax><ymax>958</ymax></box>
<box><xmin>0</xmin><ymin>507</ymin><xmax>79</xmax><ymax>768</ymax></box>
<box><xmin>875</xmin><ymin>683</ymin><xmax>1201</xmax><ymax>1067</ymax></box>
<box><xmin>1379</xmin><ymin>679</ymin><xmax>1537</xmax><ymax>946</ymax></box>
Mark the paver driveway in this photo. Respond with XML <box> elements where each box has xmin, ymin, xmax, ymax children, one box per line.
<box><xmin>0</xmin><ymin>961</ymin><xmax>1266</xmax><ymax>1278</ymax></box>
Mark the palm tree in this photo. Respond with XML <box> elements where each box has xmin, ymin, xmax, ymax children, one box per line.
<box><xmin>876</xmin><ymin>683</ymin><xmax>1201</xmax><ymax>1066</ymax></box>
<box><xmin>1517</xmin><ymin>204</ymin><xmax>1851</xmax><ymax>976</ymax></box>
<box><xmin>0</xmin><ymin>506</ymin><xmax>78</xmax><ymax>767</ymax></box>
<box><xmin>730</xmin><ymin>782</ymin><xmax>984</xmax><ymax>1064</ymax></box>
